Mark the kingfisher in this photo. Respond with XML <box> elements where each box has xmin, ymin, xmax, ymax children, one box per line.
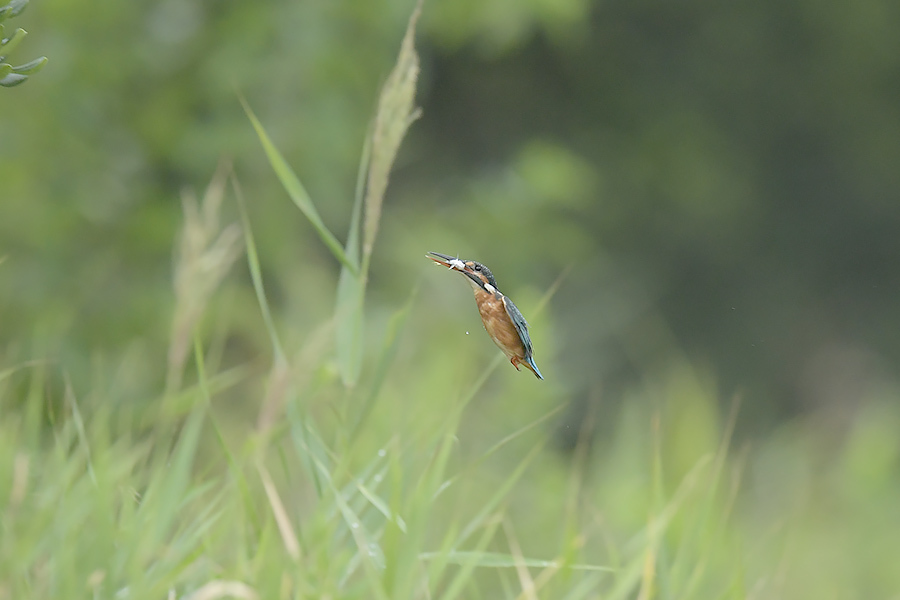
<box><xmin>427</xmin><ymin>251</ymin><xmax>543</xmax><ymax>380</ymax></box>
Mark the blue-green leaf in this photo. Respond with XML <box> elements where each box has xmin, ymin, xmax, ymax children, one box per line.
<box><xmin>12</xmin><ymin>55</ymin><xmax>46</xmax><ymax>74</ymax></box>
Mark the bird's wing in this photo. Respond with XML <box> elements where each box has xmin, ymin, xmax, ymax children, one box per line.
<box><xmin>502</xmin><ymin>295</ymin><xmax>534</xmax><ymax>358</ymax></box>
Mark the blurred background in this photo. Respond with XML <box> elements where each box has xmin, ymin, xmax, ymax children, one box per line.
<box><xmin>2</xmin><ymin>0</ymin><xmax>900</xmax><ymax>596</ymax></box>
<box><xmin>4</xmin><ymin>0</ymin><xmax>899</xmax><ymax>427</ymax></box>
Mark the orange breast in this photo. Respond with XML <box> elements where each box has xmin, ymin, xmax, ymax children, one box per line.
<box><xmin>473</xmin><ymin>289</ymin><xmax>525</xmax><ymax>360</ymax></box>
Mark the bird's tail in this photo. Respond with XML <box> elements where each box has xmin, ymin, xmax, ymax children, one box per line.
<box><xmin>525</xmin><ymin>356</ymin><xmax>544</xmax><ymax>380</ymax></box>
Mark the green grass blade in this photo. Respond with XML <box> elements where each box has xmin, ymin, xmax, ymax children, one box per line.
<box><xmin>334</xmin><ymin>125</ymin><xmax>373</xmax><ymax>388</ymax></box>
<box><xmin>258</xmin><ymin>464</ymin><xmax>302</xmax><ymax>561</ymax></box>
<box><xmin>604</xmin><ymin>555</ymin><xmax>649</xmax><ymax>600</ymax></box>
<box><xmin>434</xmin><ymin>403</ymin><xmax>565</xmax><ymax>500</ymax></box>
<box><xmin>63</xmin><ymin>376</ymin><xmax>96</xmax><ymax>486</ymax></box>
<box><xmin>286</xmin><ymin>397</ymin><xmax>338</xmax><ymax>499</ymax></box>
<box><xmin>454</xmin><ymin>442</ymin><xmax>545</xmax><ymax>550</ymax></box>
<box><xmin>420</xmin><ymin>551</ymin><xmax>613</xmax><ymax>571</ymax></box>
<box><xmin>239</xmin><ymin>95</ymin><xmax>358</xmax><ymax>276</ymax></box>
<box><xmin>232</xmin><ymin>174</ymin><xmax>285</xmax><ymax>361</ymax></box>
<box><xmin>623</xmin><ymin>455</ymin><xmax>713</xmax><ymax>555</ymax></box>
<box><xmin>0</xmin><ymin>359</ymin><xmax>45</xmax><ymax>385</ymax></box>
<box><xmin>312</xmin><ymin>455</ymin><xmax>391</xmax><ymax>600</ymax></box>
<box><xmin>384</xmin><ymin>427</ymin><xmax>461</xmax><ymax>598</ymax></box>
<box><xmin>209</xmin><ymin>409</ymin><xmax>261</xmax><ymax>532</ymax></box>
<box><xmin>356</xmin><ymin>481</ymin><xmax>407</xmax><ymax>533</ymax></box>
<box><xmin>137</xmin><ymin>392</ymin><xmax>207</xmax><ymax>553</ymax></box>
<box><xmin>561</xmin><ymin>572</ymin><xmax>609</xmax><ymax>600</ymax></box>
<box><xmin>437</xmin><ymin>514</ymin><xmax>502</xmax><ymax>600</ymax></box>
<box><xmin>161</xmin><ymin>364</ymin><xmax>251</xmax><ymax>419</ymax></box>
<box><xmin>351</xmin><ymin>285</ymin><xmax>417</xmax><ymax>440</ymax></box>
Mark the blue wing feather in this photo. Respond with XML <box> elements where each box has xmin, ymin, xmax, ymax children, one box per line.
<box><xmin>501</xmin><ymin>295</ymin><xmax>533</xmax><ymax>358</ymax></box>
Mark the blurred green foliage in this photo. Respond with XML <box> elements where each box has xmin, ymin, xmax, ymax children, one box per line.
<box><xmin>4</xmin><ymin>0</ymin><xmax>898</xmax><ymax>423</ymax></box>
<box><xmin>0</xmin><ymin>0</ymin><xmax>47</xmax><ymax>87</ymax></box>
<box><xmin>2</xmin><ymin>0</ymin><xmax>900</xmax><ymax>596</ymax></box>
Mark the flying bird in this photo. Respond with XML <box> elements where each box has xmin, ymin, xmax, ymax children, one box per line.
<box><xmin>427</xmin><ymin>251</ymin><xmax>543</xmax><ymax>380</ymax></box>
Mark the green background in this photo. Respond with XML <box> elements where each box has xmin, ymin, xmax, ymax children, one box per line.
<box><xmin>2</xmin><ymin>0</ymin><xmax>899</xmax><ymax>597</ymax></box>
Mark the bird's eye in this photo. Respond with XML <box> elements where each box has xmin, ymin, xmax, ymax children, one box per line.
<box><xmin>474</xmin><ymin>264</ymin><xmax>481</xmax><ymax>271</ymax></box>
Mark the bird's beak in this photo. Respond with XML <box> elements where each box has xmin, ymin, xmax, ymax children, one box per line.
<box><xmin>426</xmin><ymin>251</ymin><xmax>457</xmax><ymax>267</ymax></box>
<box><xmin>426</xmin><ymin>251</ymin><xmax>483</xmax><ymax>286</ymax></box>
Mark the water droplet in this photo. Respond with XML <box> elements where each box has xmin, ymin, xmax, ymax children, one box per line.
<box><xmin>466</xmin><ymin>331</ymin><xmax>469</xmax><ymax>335</ymax></box>
<box><xmin>378</xmin><ymin>449</ymin><xmax>386</xmax><ymax>457</ymax></box>
<box><xmin>352</xmin><ymin>522</ymin><xmax>360</xmax><ymax>529</ymax></box>
<box><xmin>373</xmin><ymin>474</ymin><xmax>383</xmax><ymax>483</ymax></box>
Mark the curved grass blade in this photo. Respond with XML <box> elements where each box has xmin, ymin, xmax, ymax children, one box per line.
<box><xmin>454</xmin><ymin>442</ymin><xmax>545</xmax><ymax>550</ymax></box>
<box><xmin>335</xmin><ymin>128</ymin><xmax>370</xmax><ymax>387</ymax></box>
<box><xmin>312</xmin><ymin>454</ymin><xmax>391</xmax><ymax>600</ymax></box>
<box><xmin>420</xmin><ymin>551</ymin><xmax>613</xmax><ymax>572</ymax></box>
<box><xmin>433</xmin><ymin>403</ymin><xmax>565</xmax><ymax>500</ymax></box>
<box><xmin>238</xmin><ymin>95</ymin><xmax>358</xmax><ymax>276</ymax></box>
<box><xmin>232</xmin><ymin>174</ymin><xmax>285</xmax><ymax>361</ymax></box>
<box><xmin>350</xmin><ymin>284</ymin><xmax>417</xmax><ymax>439</ymax></box>
<box><xmin>436</xmin><ymin>515</ymin><xmax>502</xmax><ymax>600</ymax></box>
